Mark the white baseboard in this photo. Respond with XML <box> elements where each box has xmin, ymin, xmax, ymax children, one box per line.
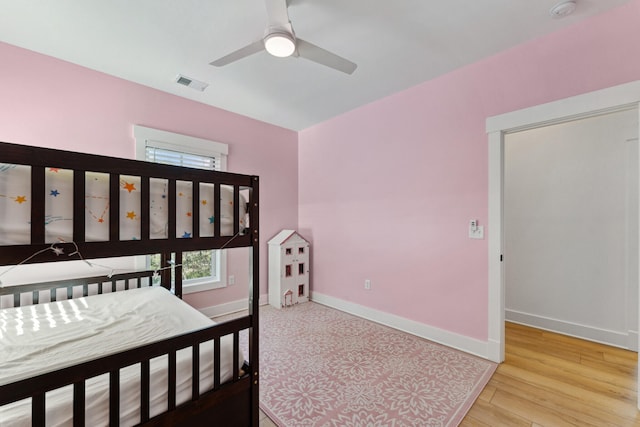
<box><xmin>311</xmin><ymin>291</ymin><xmax>493</xmax><ymax>361</ymax></box>
<box><xmin>198</xmin><ymin>293</ymin><xmax>269</xmax><ymax>318</ymax></box>
<box><xmin>506</xmin><ymin>309</ymin><xmax>638</xmax><ymax>351</ymax></box>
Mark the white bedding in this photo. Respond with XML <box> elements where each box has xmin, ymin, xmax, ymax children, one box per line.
<box><xmin>0</xmin><ymin>164</ymin><xmax>246</xmax><ymax>244</ymax></box>
<box><xmin>0</xmin><ymin>286</ymin><xmax>244</xmax><ymax>426</ymax></box>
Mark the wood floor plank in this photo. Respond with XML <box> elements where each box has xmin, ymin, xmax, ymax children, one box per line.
<box><xmin>504</xmin><ymin>347</ymin><xmax>636</xmax><ymax>402</ymax></box>
<box><xmin>462</xmin><ymin>397</ymin><xmax>530</xmax><ymax>427</ymax></box>
<box><xmin>490</xmin><ymin>389</ymin><xmax>589</xmax><ymax>427</ymax></box>
<box><xmin>461</xmin><ymin>322</ymin><xmax>640</xmax><ymax>426</ymax></box>
<box><xmin>489</xmin><ymin>371</ymin><xmax>637</xmax><ymax>426</ymax></box>
<box><xmin>498</xmin><ymin>362</ymin><xmax>638</xmax><ymax>418</ymax></box>
<box><xmin>506</xmin><ymin>335</ymin><xmax>583</xmax><ymax>363</ymax></box>
<box><xmin>475</xmin><ymin>384</ymin><xmax>496</xmax><ymax>403</ymax></box>
<box><xmin>582</xmin><ymin>350</ymin><xmax>638</xmax><ymax>370</ymax></box>
<box><xmin>580</xmin><ymin>355</ymin><xmax>637</xmax><ymax>384</ymax></box>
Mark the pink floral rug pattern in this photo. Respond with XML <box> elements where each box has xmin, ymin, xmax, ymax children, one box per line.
<box><xmin>245</xmin><ymin>302</ymin><xmax>496</xmax><ymax>426</ymax></box>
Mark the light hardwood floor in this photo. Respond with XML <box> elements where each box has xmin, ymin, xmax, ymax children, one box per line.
<box><xmin>259</xmin><ymin>409</ymin><xmax>277</xmax><ymax>427</ymax></box>
<box><xmin>462</xmin><ymin>322</ymin><xmax>640</xmax><ymax>426</ymax></box>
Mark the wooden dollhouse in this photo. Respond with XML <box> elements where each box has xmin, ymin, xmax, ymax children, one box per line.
<box><xmin>268</xmin><ymin>230</ymin><xmax>310</xmax><ymax>309</ymax></box>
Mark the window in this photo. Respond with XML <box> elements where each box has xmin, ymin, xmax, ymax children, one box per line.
<box><xmin>134</xmin><ymin>125</ymin><xmax>229</xmax><ymax>294</ymax></box>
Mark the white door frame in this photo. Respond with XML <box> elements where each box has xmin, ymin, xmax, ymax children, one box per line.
<box><xmin>486</xmin><ymin>81</ymin><xmax>640</xmax><ymax>387</ymax></box>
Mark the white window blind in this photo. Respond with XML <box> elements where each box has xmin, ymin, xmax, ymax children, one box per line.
<box><xmin>144</xmin><ymin>146</ymin><xmax>219</xmax><ymax>171</ymax></box>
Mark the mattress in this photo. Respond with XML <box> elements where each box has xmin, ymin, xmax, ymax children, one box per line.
<box><xmin>0</xmin><ymin>164</ymin><xmax>246</xmax><ymax>244</ymax></box>
<box><xmin>0</xmin><ymin>286</ymin><xmax>244</xmax><ymax>426</ymax></box>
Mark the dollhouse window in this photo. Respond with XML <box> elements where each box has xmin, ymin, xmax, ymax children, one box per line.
<box><xmin>298</xmin><ymin>247</ymin><xmax>304</xmax><ymax>254</ymax></box>
<box><xmin>298</xmin><ymin>263</ymin><xmax>305</xmax><ymax>275</ymax></box>
<box><xmin>286</xmin><ymin>248</ymin><xmax>292</xmax><ymax>255</ymax></box>
<box><xmin>285</xmin><ymin>265</ymin><xmax>292</xmax><ymax>277</ymax></box>
<box><xmin>298</xmin><ymin>284</ymin><xmax>304</xmax><ymax>297</ymax></box>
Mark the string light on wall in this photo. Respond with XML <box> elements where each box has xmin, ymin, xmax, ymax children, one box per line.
<box><xmin>0</xmin><ymin>238</ymin><xmax>181</xmax><ymax>286</ymax></box>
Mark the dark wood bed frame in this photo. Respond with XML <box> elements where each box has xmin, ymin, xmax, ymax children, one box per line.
<box><xmin>0</xmin><ymin>141</ymin><xmax>260</xmax><ymax>426</ymax></box>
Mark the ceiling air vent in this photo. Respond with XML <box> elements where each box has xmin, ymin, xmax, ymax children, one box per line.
<box><xmin>175</xmin><ymin>74</ymin><xmax>209</xmax><ymax>92</ymax></box>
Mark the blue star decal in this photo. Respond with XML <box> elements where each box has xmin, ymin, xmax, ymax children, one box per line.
<box><xmin>50</xmin><ymin>189</ymin><xmax>60</xmax><ymax>197</ymax></box>
<box><xmin>182</xmin><ymin>231</ymin><xmax>192</xmax><ymax>238</ymax></box>
<box><xmin>209</xmin><ymin>216</ymin><xmax>215</xmax><ymax>224</ymax></box>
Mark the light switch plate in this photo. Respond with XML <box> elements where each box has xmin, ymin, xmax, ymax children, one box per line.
<box><xmin>469</xmin><ymin>225</ymin><xmax>484</xmax><ymax>239</ymax></box>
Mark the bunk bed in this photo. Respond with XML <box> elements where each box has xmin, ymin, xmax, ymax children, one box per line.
<box><xmin>0</xmin><ymin>141</ymin><xmax>260</xmax><ymax>426</ymax></box>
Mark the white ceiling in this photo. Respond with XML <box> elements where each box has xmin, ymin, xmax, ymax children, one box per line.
<box><xmin>0</xmin><ymin>0</ymin><xmax>632</xmax><ymax>131</ymax></box>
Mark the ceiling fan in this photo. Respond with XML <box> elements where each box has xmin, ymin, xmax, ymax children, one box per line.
<box><xmin>210</xmin><ymin>0</ymin><xmax>357</xmax><ymax>74</ymax></box>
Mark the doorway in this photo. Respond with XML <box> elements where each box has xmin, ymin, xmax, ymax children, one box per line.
<box><xmin>487</xmin><ymin>80</ymin><xmax>640</xmax><ymax>408</ymax></box>
<box><xmin>504</xmin><ymin>110</ymin><xmax>638</xmax><ymax>349</ymax></box>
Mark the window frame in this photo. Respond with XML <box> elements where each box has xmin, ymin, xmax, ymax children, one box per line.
<box><xmin>134</xmin><ymin>125</ymin><xmax>229</xmax><ymax>294</ymax></box>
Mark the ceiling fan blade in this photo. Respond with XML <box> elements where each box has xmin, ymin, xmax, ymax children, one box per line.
<box><xmin>210</xmin><ymin>40</ymin><xmax>264</xmax><ymax>67</ymax></box>
<box><xmin>265</xmin><ymin>0</ymin><xmax>291</xmax><ymax>27</ymax></box>
<box><xmin>296</xmin><ymin>39</ymin><xmax>357</xmax><ymax>75</ymax></box>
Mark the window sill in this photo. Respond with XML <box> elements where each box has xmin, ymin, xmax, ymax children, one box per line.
<box><xmin>182</xmin><ymin>278</ymin><xmax>226</xmax><ymax>295</ymax></box>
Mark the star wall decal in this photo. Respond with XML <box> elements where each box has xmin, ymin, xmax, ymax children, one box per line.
<box><xmin>123</xmin><ymin>182</ymin><xmax>136</xmax><ymax>193</ymax></box>
<box><xmin>50</xmin><ymin>189</ymin><xmax>60</xmax><ymax>197</ymax></box>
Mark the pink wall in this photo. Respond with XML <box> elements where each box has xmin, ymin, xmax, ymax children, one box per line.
<box><xmin>298</xmin><ymin>0</ymin><xmax>640</xmax><ymax>340</ymax></box>
<box><xmin>0</xmin><ymin>41</ymin><xmax>299</xmax><ymax>308</ymax></box>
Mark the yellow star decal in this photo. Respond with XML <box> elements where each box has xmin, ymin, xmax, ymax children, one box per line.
<box><xmin>126</xmin><ymin>211</ymin><xmax>136</xmax><ymax>220</ymax></box>
<box><xmin>15</xmin><ymin>195</ymin><xmax>27</xmax><ymax>204</ymax></box>
<box><xmin>201</xmin><ymin>199</ymin><xmax>208</xmax><ymax>205</ymax></box>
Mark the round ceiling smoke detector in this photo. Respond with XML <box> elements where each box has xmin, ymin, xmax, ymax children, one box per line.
<box><xmin>549</xmin><ymin>0</ymin><xmax>577</xmax><ymax>18</ymax></box>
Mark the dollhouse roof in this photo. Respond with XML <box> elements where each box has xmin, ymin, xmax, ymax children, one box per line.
<box><xmin>268</xmin><ymin>230</ymin><xmax>309</xmax><ymax>246</ymax></box>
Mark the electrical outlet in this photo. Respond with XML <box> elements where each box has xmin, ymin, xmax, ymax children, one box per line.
<box><xmin>364</xmin><ymin>279</ymin><xmax>371</xmax><ymax>290</ymax></box>
<box><xmin>228</xmin><ymin>275</ymin><xmax>235</xmax><ymax>285</ymax></box>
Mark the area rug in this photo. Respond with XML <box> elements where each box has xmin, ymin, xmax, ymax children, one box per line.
<box><xmin>247</xmin><ymin>302</ymin><xmax>496</xmax><ymax>427</ymax></box>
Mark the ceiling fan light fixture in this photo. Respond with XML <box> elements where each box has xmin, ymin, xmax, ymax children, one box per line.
<box><xmin>264</xmin><ymin>32</ymin><xmax>296</xmax><ymax>57</ymax></box>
